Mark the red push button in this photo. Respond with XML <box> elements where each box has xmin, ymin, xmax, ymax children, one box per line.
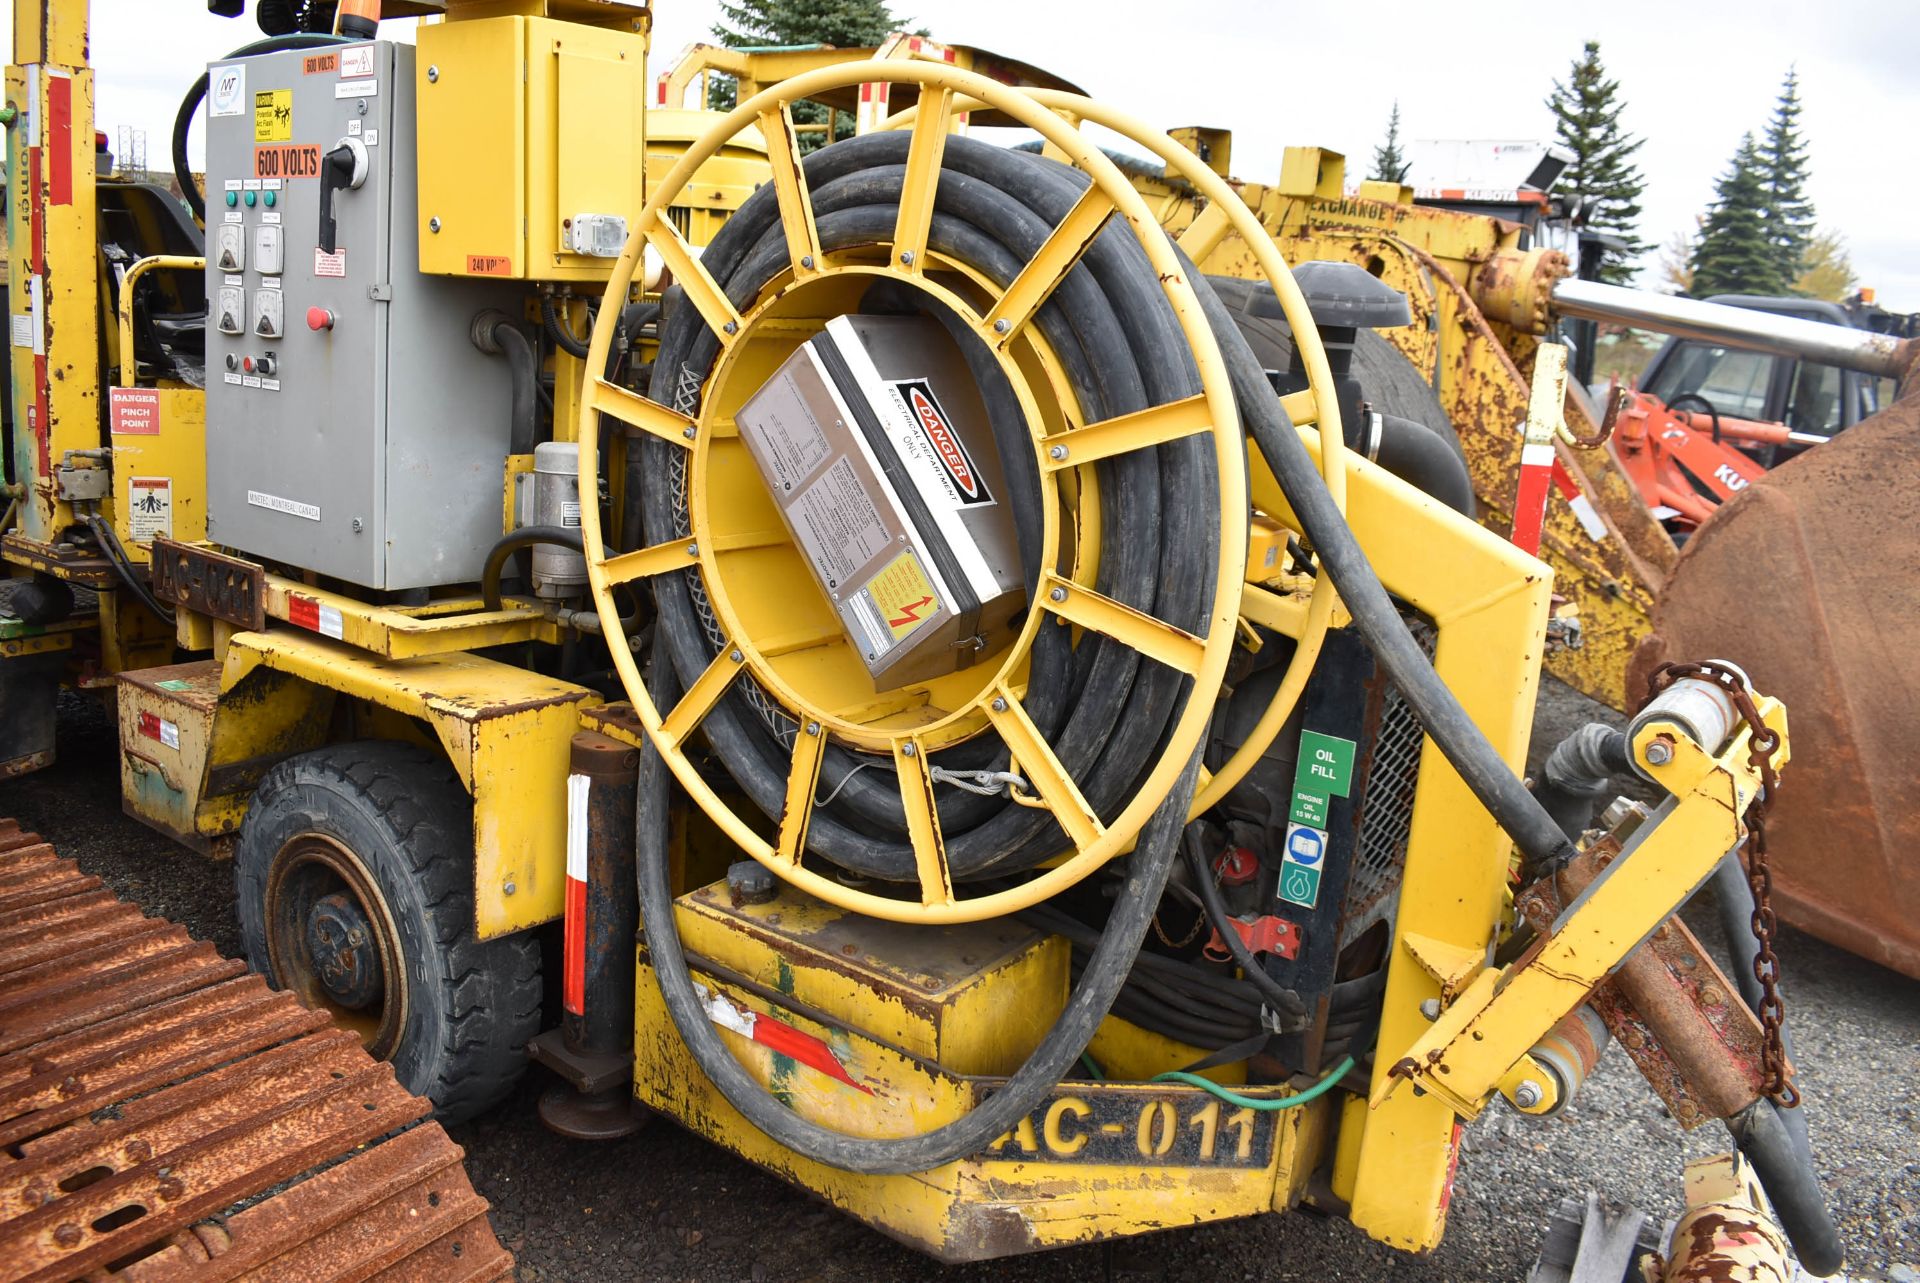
<box><xmin>307</xmin><ymin>307</ymin><xmax>336</xmax><ymax>332</ymax></box>
<box><xmin>242</xmin><ymin>356</ymin><xmax>255</xmax><ymax>373</ymax></box>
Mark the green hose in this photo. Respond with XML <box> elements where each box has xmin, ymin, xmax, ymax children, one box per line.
<box><xmin>1152</xmin><ymin>1055</ymin><xmax>1355</xmax><ymax>1112</ymax></box>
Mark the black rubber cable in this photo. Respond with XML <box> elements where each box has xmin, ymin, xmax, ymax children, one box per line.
<box><xmin>1208</xmin><ymin>279</ymin><xmax>1580</xmax><ymax>875</ymax></box>
<box><xmin>542</xmin><ymin>294</ymin><xmax>593</xmax><ymax>360</ymax></box>
<box><xmin>1180</xmin><ymin>829</ymin><xmax>1309</xmax><ymax>1024</ymax></box>
<box><xmin>172</xmin><ymin>34</ymin><xmax>348</xmax><ymax>223</ymax></box>
<box><xmin>84</xmin><ymin>515</ymin><xmax>174</xmax><ymax>622</ymax></box>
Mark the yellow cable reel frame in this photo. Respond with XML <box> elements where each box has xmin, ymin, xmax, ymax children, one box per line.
<box><xmin>577</xmin><ymin>61</ymin><xmax>1343</xmax><ymax>924</ymax></box>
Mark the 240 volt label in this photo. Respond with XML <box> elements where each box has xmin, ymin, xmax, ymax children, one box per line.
<box><xmin>983</xmin><ymin>1088</ymin><xmax>1279</xmax><ymax>1167</ymax></box>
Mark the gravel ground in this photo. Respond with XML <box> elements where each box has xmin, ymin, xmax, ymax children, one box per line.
<box><xmin>2</xmin><ymin>680</ymin><xmax>1915</xmax><ymax>1282</ymax></box>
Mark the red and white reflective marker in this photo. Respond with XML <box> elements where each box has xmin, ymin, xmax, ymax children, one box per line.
<box><xmin>562</xmin><ymin>773</ymin><xmax>590</xmax><ymax>1016</ymax></box>
<box><xmin>1551</xmin><ymin>459</ymin><xmax>1610</xmax><ymax>541</ymax></box>
<box><xmin>695</xmin><ymin>983</ymin><xmax>874</xmax><ymax>1094</ymax></box>
<box><xmin>287</xmin><ymin>593</ymin><xmax>343</xmax><ymax>639</ymax></box>
<box><xmin>1509</xmin><ymin>342</ymin><xmax>1570</xmax><ymax>556</ymax></box>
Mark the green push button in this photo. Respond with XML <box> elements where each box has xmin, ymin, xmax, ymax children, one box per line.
<box><xmin>244</xmin><ymin>190</ymin><xmax>257</xmax><ymax>207</ymax></box>
<box><xmin>264</xmin><ymin>190</ymin><xmax>277</xmax><ymax>208</ymax></box>
<box><xmin>224</xmin><ymin>190</ymin><xmax>238</xmax><ymax>208</ymax></box>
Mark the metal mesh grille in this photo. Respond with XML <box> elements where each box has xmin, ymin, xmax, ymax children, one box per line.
<box><xmin>1342</xmin><ymin>621</ymin><xmax>1436</xmax><ymax>944</ymax></box>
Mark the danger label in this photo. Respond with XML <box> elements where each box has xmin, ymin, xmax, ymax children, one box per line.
<box><xmin>891</xmin><ymin>378</ymin><xmax>993</xmax><ymax>507</ymax></box>
<box><xmin>339</xmin><ymin>45</ymin><xmax>377</xmax><ymax>78</ymax></box>
<box><xmin>109</xmin><ymin>387</ymin><xmax>161</xmax><ymax>436</ymax></box>
<box><xmin>467</xmin><ymin>255</ymin><xmax>514</xmax><ymax>277</ymax></box>
<box><xmin>302</xmin><ymin>52</ymin><xmax>338</xmax><ymax>76</ymax></box>
<box><xmin>254</xmin><ymin>143</ymin><xmax>322</xmax><ymax>180</ymax></box>
<box><xmin>128</xmin><ymin>477</ymin><xmax>172</xmax><ymax>541</ymax></box>
<box><xmin>313</xmin><ymin>247</ymin><xmax>347</xmax><ymax>278</ymax></box>
<box><xmin>254</xmin><ymin>89</ymin><xmax>292</xmax><ymax>142</ymax></box>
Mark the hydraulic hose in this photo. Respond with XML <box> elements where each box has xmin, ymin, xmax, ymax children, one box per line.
<box><xmin>542</xmin><ymin>294</ymin><xmax>593</xmax><ymax>360</ymax></box>
<box><xmin>635</xmin><ymin>130</ymin><xmax>1218</xmax><ymax>886</ymax></box>
<box><xmin>471</xmin><ymin>316</ymin><xmax>540</xmax><ymax>456</ymax></box>
<box><xmin>1373</xmin><ymin>411</ymin><xmax>1474</xmax><ymax>516</ymax></box>
<box><xmin>1210</xmin><ymin>286</ymin><xmax>1580</xmax><ymax>875</ymax></box>
<box><xmin>1711</xmin><ymin>852</ymin><xmax>1812</xmax><ymax>1167</ymax></box>
<box><xmin>1533</xmin><ymin>722</ymin><xmax>1631</xmax><ymax>840</ymax></box>
<box><xmin>173</xmin><ymin>34</ymin><xmax>348</xmax><ymax>222</ymax></box>
<box><xmin>1180</xmin><ymin>829</ymin><xmax>1307</xmax><ymax>1024</ymax></box>
<box><xmin>83</xmin><ymin>514</ymin><xmax>174</xmax><ymax>622</ymax></box>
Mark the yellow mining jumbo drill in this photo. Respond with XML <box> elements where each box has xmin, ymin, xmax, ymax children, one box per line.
<box><xmin>0</xmin><ymin>2</ymin><xmax>1843</xmax><ymax>1277</ymax></box>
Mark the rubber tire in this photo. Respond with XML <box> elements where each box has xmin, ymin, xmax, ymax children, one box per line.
<box><xmin>234</xmin><ymin>741</ymin><xmax>542</xmax><ymax>1122</ymax></box>
<box><xmin>1207</xmin><ymin>274</ymin><xmax>1468</xmax><ymax>467</ymax></box>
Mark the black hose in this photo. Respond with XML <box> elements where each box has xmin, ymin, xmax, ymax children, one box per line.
<box><xmin>1217</xmin><ymin>294</ymin><xmax>1579</xmax><ymax>876</ymax></box>
<box><xmin>1180</xmin><ymin>830</ymin><xmax>1308</xmax><ymax>1024</ymax></box>
<box><xmin>1711</xmin><ymin>852</ymin><xmax>1812</xmax><ymax>1166</ymax></box>
<box><xmin>1726</xmin><ymin>1099</ymin><xmax>1842</xmax><ymax>1275</ymax></box>
<box><xmin>1533</xmin><ymin>722</ymin><xmax>1631</xmax><ymax>841</ymax></box>
<box><xmin>484</xmin><ymin>321</ymin><xmax>539</xmax><ymax>455</ymax></box>
<box><xmin>84</xmin><ymin>515</ymin><xmax>174</xmax><ymax>622</ymax></box>
<box><xmin>638</xmin><ymin>651</ymin><xmax>1206</xmax><ymax>1173</ymax></box>
<box><xmin>480</xmin><ymin>524</ymin><xmax>582</xmax><ymax>611</ymax></box>
<box><xmin>542</xmin><ymin>294</ymin><xmax>592</xmax><ymax>360</ymax></box>
<box><xmin>172</xmin><ymin>34</ymin><xmax>348</xmax><ymax>222</ymax></box>
<box><xmin>1373</xmin><ymin>411</ymin><xmax>1475</xmax><ymax>516</ymax></box>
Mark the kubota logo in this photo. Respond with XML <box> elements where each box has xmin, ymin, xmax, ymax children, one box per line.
<box><xmin>895</xmin><ymin>379</ymin><xmax>993</xmax><ymax>507</ymax></box>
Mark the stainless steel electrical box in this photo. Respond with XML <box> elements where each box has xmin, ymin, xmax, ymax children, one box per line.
<box><xmin>202</xmin><ymin>41</ymin><xmax>520</xmax><ymax>592</ymax></box>
<box><xmin>735</xmin><ymin>315</ymin><xmax>1025</xmax><ymax>689</ymax></box>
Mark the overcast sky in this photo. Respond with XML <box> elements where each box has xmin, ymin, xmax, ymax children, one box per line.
<box><xmin>71</xmin><ymin>0</ymin><xmax>1920</xmax><ymax>308</ymax></box>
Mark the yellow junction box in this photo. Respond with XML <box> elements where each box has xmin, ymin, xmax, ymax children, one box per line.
<box><xmin>415</xmin><ymin>15</ymin><xmax>647</xmax><ymax>281</ymax></box>
<box><xmin>633</xmin><ymin>881</ymin><xmax>1334</xmax><ymax>1261</ymax></box>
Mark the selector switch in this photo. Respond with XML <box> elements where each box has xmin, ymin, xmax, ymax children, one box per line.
<box><xmin>254</xmin><ymin>224</ymin><xmax>284</xmax><ymax>276</ymax></box>
<box><xmin>216</xmin><ymin>285</ymin><xmax>245</xmax><ymax>336</ymax></box>
<box><xmin>214</xmin><ymin>224</ymin><xmax>246</xmax><ymax>273</ymax></box>
<box><xmin>251</xmin><ymin>289</ymin><xmax>285</xmax><ymax>339</ymax></box>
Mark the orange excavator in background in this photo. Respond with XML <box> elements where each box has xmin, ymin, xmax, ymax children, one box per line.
<box><xmin>1601</xmin><ymin>292</ymin><xmax>1917</xmax><ymax>535</ymax></box>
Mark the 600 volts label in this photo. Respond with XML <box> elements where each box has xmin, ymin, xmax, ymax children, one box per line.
<box><xmin>254</xmin><ymin>144</ymin><xmax>322</xmax><ymax>180</ymax></box>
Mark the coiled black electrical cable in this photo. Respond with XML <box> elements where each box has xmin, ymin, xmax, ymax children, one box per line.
<box><xmin>634</xmin><ymin>130</ymin><xmax>1219</xmax><ymax>886</ymax></box>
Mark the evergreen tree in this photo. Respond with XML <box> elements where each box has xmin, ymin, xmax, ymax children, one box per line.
<box><xmin>1760</xmin><ymin>68</ymin><xmax>1816</xmax><ymax>287</ymax></box>
<box><xmin>1689</xmin><ymin>133</ymin><xmax>1789</xmax><ymax>297</ymax></box>
<box><xmin>1369</xmin><ymin>101</ymin><xmax>1410</xmax><ymax>184</ymax></box>
<box><xmin>1546</xmin><ymin>41</ymin><xmax>1649</xmax><ymax>285</ymax></box>
<box><xmin>707</xmin><ymin>0</ymin><xmax>915</xmax><ymax>148</ymax></box>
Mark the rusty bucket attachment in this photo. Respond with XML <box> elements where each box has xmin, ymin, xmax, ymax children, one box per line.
<box><xmin>1631</xmin><ymin>342</ymin><xmax>1920</xmax><ymax>980</ymax></box>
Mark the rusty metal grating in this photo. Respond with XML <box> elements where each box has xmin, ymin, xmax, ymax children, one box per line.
<box><xmin>1342</xmin><ymin>622</ymin><xmax>1436</xmax><ymax>946</ymax></box>
<box><xmin>0</xmin><ymin>819</ymin><xmax>514</xmax><ymax>1283</ymax></box>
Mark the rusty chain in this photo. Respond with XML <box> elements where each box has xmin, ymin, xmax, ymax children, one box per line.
<box><xmin>1645</xmin><ymin>660</ymin><xmax>1799</xmax><ymax>1108</ymax></box>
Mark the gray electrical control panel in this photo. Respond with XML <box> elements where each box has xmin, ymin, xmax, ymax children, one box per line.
<box><xmin>202</xmin><ymin>41</ymin><xmax>520</xmax><ymax>592</ymax></box>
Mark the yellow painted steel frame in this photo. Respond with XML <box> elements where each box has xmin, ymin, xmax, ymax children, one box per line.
<box><xmin>575</xmin><ymin>62</ymin><xmax>1285</xmax><ymax>925</ymax></box>
<box><xmin>6</xmin><ymin>2</ymin><xmax>100</xmax><ymax>552</ymax></box>
<box><xmin>254</xmin><ymin>571</ymin><xmax>568</xmax><ymax>659</ymax></box>
<box><xmin>1251</xmin><ymin>412</ymin><xmax>1555</xmax><ymax>1251</ymax></box>
<box><xmin>218</xmin><ymin>628</ymin><xmax>600</xmax><ymax>938</ymax></box>
<box><xmin>1370</xmin><ymin>696</ymin><xmax>1788</xmax><ymax>1122</ymax></box>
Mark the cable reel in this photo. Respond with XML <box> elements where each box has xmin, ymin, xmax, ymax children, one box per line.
<box><xmin>575</xmin><ymin>61</ymin><xmax>1348</xmax><ymax>926</ymax></box>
